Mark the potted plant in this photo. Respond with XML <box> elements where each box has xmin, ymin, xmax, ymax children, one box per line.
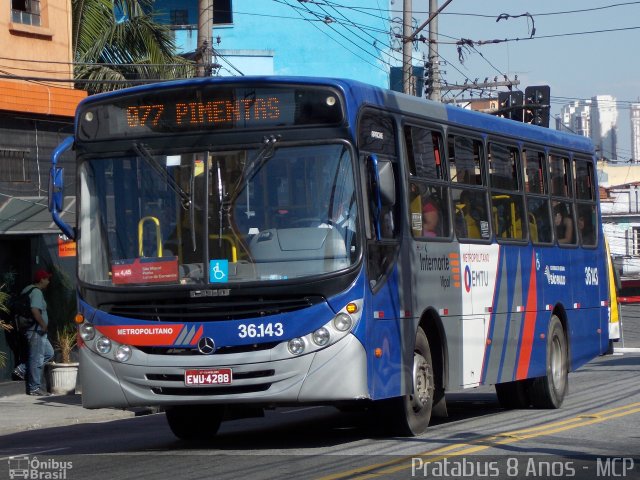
<box><xmin>48</xmin><ymin>323</ymin><xmax>79</xmax><ymax>395</ymax></box>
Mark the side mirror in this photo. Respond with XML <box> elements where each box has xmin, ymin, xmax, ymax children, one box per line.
<box><xmin>377</xmin><ymin>159</ymin><xmax>396</xmax><ymax>207</ymax></box>
<box><xmin>48</xmin><ymin>167</ymin><xmax>64</xmax><ymax>213</ymax></box>
<box><xmin>50</xmin><ymin>136</ymin><xmax>75</xmax><ymax>240</ymax></box>
<box><xmin>367</xmin><ymin>155</ymin><xmax>396</xmax><ymax>240</ymax></box>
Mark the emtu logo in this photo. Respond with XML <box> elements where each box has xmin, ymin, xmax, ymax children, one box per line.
<box><xmin>464</xmin><ymin>265</ymin><xmax>472</xmax><ymax>292</ymax></box>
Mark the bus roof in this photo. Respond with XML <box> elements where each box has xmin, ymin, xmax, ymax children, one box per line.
<box><xmin>77</xmin><ymin>76</ymin><xmax>595</xmax><ymax>155</ymax></box>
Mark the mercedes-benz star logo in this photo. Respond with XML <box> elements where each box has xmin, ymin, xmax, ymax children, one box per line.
<box><xmin>197</xmin><ymin>337</ymin><xmax>216</xmax><ymax>355</ymax></box>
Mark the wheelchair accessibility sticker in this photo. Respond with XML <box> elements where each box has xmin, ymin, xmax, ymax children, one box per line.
<box><xmin>210</xmin><ymin>259</ymin><xmax>228</xmax><ymax>283</ymax></box>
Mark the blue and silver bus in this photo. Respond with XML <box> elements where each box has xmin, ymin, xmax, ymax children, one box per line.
<box><xmin>50</xmin><ymin>76</ymin><xmax>613</xmax><ymax>438</ymax></box>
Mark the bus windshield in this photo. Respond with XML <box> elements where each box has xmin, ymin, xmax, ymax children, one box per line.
<box><xmin>78</xmin><ymin>142</ymin><xmax>359</xmax><ymax>287</ymax></box>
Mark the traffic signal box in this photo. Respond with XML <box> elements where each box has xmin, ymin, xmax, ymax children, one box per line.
<box><xmin>497</xmin><ymin>86</ymin><xmax>550</xmax><ymax>128</ymax></box>
<box><xmin>524</xmin><ymin>85</ymin><xmax>551</xmax><ymax>128</ymax></box>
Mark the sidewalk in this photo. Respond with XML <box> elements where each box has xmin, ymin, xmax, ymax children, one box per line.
<box><xmin>0</xmin><ymin>380</ymin><xmax>150</xmax><ymax>435</ymax></box>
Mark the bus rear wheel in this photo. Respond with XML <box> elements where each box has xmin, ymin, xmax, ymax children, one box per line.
<box><xmin>165</xmin><ymin>405</ymin><xmax>225</xmax><ymax>440</ymax></box>
<box><xmin>529</xmin><ymin>316</ymin><xmax>568</xmax><ymax>408</ymax></box>
<box><xmin>380</xmin><ymin>327</ymin><xmax>434</xmax><ymax>436</ymax></box>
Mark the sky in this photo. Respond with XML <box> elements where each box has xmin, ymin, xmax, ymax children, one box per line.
<box><xmin>392</xmin><ymin>0</ymin><xmax>640</xmax><ymax>160</ymax></box>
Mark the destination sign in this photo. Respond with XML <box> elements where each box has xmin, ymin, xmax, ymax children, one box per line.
<box><xmin>77</xmin><ymin>84</ymin><xmax>344</xmax><ymax>141</ymax></box>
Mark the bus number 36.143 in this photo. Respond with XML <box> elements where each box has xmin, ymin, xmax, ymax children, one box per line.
<box><xmin>238</xmin><ymin>322</ymin><xmax>284</xmax><ymax>338</ymax></box>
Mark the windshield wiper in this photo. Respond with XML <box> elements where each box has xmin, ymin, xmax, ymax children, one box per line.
<box><xmin>133</xmin><ymin>142</ymin><xmax>192</xmax><ymax>210</ymax></box>
<box><xmin>243</xmin><ymin>134</ymin><xmax>281</xmax><ymax>183</ymax></box>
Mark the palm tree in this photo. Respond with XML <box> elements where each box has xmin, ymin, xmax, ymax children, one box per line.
<box><xmin>72</xmin><ymin>0</ymin><xmax>197</xmax><ymax>94</ymax></box>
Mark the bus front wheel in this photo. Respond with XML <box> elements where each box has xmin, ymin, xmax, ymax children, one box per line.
<box><xmin>165</xmin><ymin>405</ymin><xmax>225</xmax><ymax>440</ymax></box>
<box><xmin>529</xmin><ymin>316</ymin><xmax>568</xmax><ymax>408</ymax></box>
<box><xmin>380</xmin><ymin>327</ymin><xmax>434</xmax><ymax>436</ymax></box>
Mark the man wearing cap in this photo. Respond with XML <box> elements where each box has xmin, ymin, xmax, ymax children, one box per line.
<box><xmin>17</xmin><ymin>269</ymin><xmax>55</xmax><ymax>396</ymax></box>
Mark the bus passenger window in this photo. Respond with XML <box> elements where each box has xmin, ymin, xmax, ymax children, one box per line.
<box><xmin>448</xmin><ymin>135</ymin><xmax>484</xmax><ymax>186</ymax></box>
<box><xmin>574</xmin><ymin>158</ymin><xmax>595</xmax><ymax>201</ymax></box>
<box><xmin>453</xmin><ymin>188</ymin><xmax>490</xmax><ymax>240</ymax></box>
<box><xmin>527</xmin><ymin>197</ymin><xmax>552</xmax><ymax>244</ymax></box>
<box><xmin>410</xmin><ymin>182</ymin><xmax>449</xmax><ymax>239</ymax></box>
<box><xmin>553</xmin><ymin>201</ymin><xmax>576</xmax><ymax>244</ymax></box>
<box><xmin>405</xmin><ymin>126</ymin><xmax>445</xmax><ymax>180</ymax></box>
<box><xmin>523</xmin><ymin>150</ymin><xmax>547</xmax><ymax>194</ymax></box>
<box><xmin>549</xmin><ymin>154</ymin><xmax>571</xmax><ymax>198</ymax></box>
<box><xmin>578</xmin><ymin>204</ymin><xmax>597</xmax><ymax>246</ymax></box>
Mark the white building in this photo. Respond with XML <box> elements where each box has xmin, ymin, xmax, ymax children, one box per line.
<box><xmin>558</xmin><ymin>95</ymin><xmax>618</xmax><ymax>161</ymax></box>
<box><xmin>557</xmin><ymin>99</ymin><xmax>592</xmax><ymax>136</ymax></box>
<box><xmin>631</xmin><ymin>103</ymin><xmax>640</xmax><ymax>163</ymax></box>
<box><xmin>591</xmin><ymin>95</ymin><xmax>618</xmax><ymax>161</ymax></box>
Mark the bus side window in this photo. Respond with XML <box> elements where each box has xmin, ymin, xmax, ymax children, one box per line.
<box><xmin>523</xmin><ymin>149</ymin><xmax>552</xmax><ymax>244</ymax></box>
<box><xmin>405</xmin><ymin>125</ymin><xmax>449</xmax><ymax>239</ymax></box>
<box><xmin>527</xmin><ymin>197</ymin><xmax>552</xmax><ymax>244</ymax></box>
<box><xmin>453</xmin><ymin>187</ymin><xmax>489</xmax><ymax>240</ymax></box>
<box><xmin>488</xmin><ymin>143</ymin><xmax>527</xmax><ymax>242</ymax></box>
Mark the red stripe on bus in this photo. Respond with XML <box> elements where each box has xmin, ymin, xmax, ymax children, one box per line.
<box><xmin>516</xmin><ymin>254</ymin><xmax>537</xmax><ymax>380</ymax></box>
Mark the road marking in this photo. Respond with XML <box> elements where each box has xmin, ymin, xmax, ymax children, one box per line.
<box><xmin>0</xmin><ymin>447</ymin><xmax>68</xmax><ymax>461</ymax></box>
<box><xmin>317</xmin><ymin>402</ymin><xmax>640</xmax><ymax>479</ymax></box>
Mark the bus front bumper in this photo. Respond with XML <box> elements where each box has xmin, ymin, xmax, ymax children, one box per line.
<box><xmin>79</xmin><ymin>334</ymin><xmax>369</xmax><ymax>409</ymax></box>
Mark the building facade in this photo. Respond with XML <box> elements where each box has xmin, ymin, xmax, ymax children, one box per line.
<box><xmin>152</xmin><ymin>0</ymin><xmax>404</xmax><ymax>89</ymax></box>
<box><xmin>558</xmin><ymin>96</ymin><xmax>619</xmax><ymax>161</ymax></box>
<box><xmin>0</xmin><ymin>1</ymin><xmax>85</xmax><ymax>379</ymax></box>
<box><xmin>631</xmin><ymin>103</ymin><xmax>640</xmax><ymax>163</ymax></box>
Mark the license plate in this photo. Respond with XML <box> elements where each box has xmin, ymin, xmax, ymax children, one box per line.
<box><xmin>184</xmin><ymin>368</ymin><xmax>232</xmax><ymax>386</ymax></box>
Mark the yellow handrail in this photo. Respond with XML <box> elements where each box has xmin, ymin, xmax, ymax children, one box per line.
<box><xmin>138</xmin><ymin>216</ymin><xmax>163</xmax><ymax>258</ymax></box>
<box><xmin>209</xmin><ymin>234</ymin><xmax>237</xmax><ymax>262</ymax></box>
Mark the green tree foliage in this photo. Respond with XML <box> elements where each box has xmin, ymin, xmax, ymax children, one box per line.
<box><xmin>73</xmin><ymin>0</ymin><xmax>196</xmax><ymax>94</ymax></box>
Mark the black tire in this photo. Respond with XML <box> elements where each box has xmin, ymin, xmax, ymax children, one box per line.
<box><xmin>495</xmin><ymin>380</ymin><xmax>531</xmax><ymax>409</ymax></box>
<box><xmin>529</xmin><ymin>316</ymin><xmax>568</xmax><ymax>408</ymax></box>
<box><xmin>165</xmin><ymin>405</ymin><xmax>225</xmax><ymax>440</ymax></box>
<box><xmin>379</xmin><ymin>328</ymin><xmax>434</xmax><ymax>436</ymax></box>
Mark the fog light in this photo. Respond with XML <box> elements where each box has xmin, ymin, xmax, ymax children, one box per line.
<box><xmin>115</xmin><ymin>345</ymin><xmax>132</xmax><ymax>362</ymax></box>
<box><xmin>95</xmin><ymin>336</ymin><xmax>112</xmax><ymax>354</ymax></box>
<box><xmin>79</xmin><ymin>322</ymin><xmax>95</xmax><ymax>342</ymax></box>
<box><xmin>288</xmin><ymin>337</ymin><xmax>305</xmax><ymax>355</ymax></box>
<box><xmin>333</xmin><ymin>313</ymin><xmax>352</xmax><ymax>332</ymax></box>
<box><xmin>312</xmin><ymin>327</ymin><xmax>330</xmax><ymax>346</ymax></box>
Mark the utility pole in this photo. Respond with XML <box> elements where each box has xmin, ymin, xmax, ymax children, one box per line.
<box><xmin>403</xmin><ymin>0</ymin><xmax>453</xmax><ymax>98</ymax></box>
<box><xmin>402</xmin><ymin>0</ymin><xmax>412</xmax><ymax>94</ymax></box>
<box><xmin>197</xmin><ymin>0</ymin><xmax>214</xmax><ymax>77</ymax></box>
<box><xmin>427</xmin><ymin>0</ymin><xmax>440</xmax><ymax>101</ymax></box>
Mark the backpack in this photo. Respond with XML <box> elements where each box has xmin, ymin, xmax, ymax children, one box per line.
<box><xmin>11</xmin><ymin>287</ymin><xmax>37</xmax><ymax>332</ymax></box>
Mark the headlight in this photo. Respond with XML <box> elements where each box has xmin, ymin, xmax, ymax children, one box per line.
<box><xmin>79</xmin><ymin>322</ymin><xmax>95</xmax><ymax>341</ymax></box>
<box><xmin>95</xmin><ymin>336</ymin><xmax>112</xmax><ymax>354</ymax></box>
<box><xmin>288</xmin><ymin>337</ymin><xmax>305</xmax><ymax>355</ymax></box>
<box><xmin>333</xmin><ymin>313</ymin><xmax>352</xmax><ymax>332</ymax></box>
<box><xmin>312</xmin><ymin>327</ymin><xmax>330</xmax><ymax>346</ymax></box>
<box><xmin>115</xmin><ymin>345</ymin><xmax>132</xmax><ymax>362</ymax></box>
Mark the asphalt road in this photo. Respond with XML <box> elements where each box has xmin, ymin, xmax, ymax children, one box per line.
<box><xmin>1</xmin><ymin>351</ymin><xmax>639</xmax><ymax>480</ymax></box>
